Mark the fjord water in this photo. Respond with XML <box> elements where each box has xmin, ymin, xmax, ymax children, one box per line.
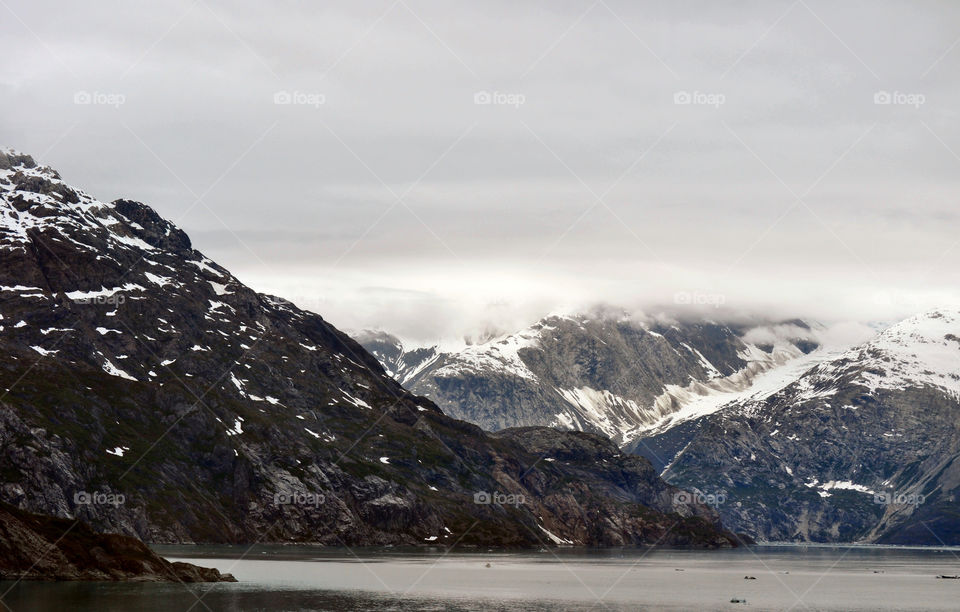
<box><xmin>3</xmin><ymin>545</ymin><xmax>960</xmax><ymax>611</ymax></box>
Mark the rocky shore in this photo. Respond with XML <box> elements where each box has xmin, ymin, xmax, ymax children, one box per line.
<box><xmin>0</xmin><ymin>502</ymin><xmax>235</xmax><ymax>582</ymax></box>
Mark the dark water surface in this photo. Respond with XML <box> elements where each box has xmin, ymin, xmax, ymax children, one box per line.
<box><xmin>3</xmin><ymin>544</ymin><xmax>960</xmax><ymax>611</ymax></box>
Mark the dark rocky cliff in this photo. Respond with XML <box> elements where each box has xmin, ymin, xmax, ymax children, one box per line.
<box><xmin>0</xmin><ymin>502</ymin><xmax>234</xmax><ymax>582</ymax></box>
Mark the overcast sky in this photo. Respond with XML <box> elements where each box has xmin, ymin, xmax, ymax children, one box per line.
<box><xmin>2</xmin><ymin>0</ymin><xmax>959</xmax><ymax>343</ymax></box>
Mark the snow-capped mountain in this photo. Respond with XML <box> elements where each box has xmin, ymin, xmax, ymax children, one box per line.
<box><xmin>359</xmin><ymin>313</ymin><xmax>823</xmax><ymax>446</ymax></box>
<box><xmin>0</xmin><ymin>148</ymin><xmax>735</xmax><ymax>548</ymax></box>
<box><xmin>355</xmin><ymin>329</ymin><xmax>441</xmax><ymax>383</ymax></box>
<box><xmin>644</xmin><ymin>309</ymin><xmax>960</xmax><ymax>544</ymax></box>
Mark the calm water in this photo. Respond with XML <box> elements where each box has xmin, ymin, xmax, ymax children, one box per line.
<box><xmin>3</xmin><ymin>545</ymin><xmax>960</xmax><ymax>611</ymax></box>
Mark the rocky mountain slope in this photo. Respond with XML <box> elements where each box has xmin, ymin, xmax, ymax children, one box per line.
<box><xmin>0</xmin><ymin>502</ymin><xmax>234</xmax><ymax>582</ymax></box>
<box><xmin>358</xmin><ymin>315</ymin><xmax>820</xmax><ymax>447</ymax></box>
<box><xmin>642</xmin><ymin>310</ymin><xmax>960</xmax><ymax>544</ymax></box>
<box><xmin>0</xmin><ymin>148</ymin><xmax>736</xmax><ymax>548</ymax></box>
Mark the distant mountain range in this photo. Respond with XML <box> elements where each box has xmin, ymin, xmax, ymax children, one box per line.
<box><xmin>362</xmin><ymin>309</ymin><xmax>960</xmax><ymax>545</ymax></box>
<box><xmin>357</xmin><ymin>314</ymin><xmax>821</xmax><ymax>446</ymax></box>
<box><xmin>0</xmin><ymin>148</ymin><xmax>735</xmax><ymax>549</ymax></box>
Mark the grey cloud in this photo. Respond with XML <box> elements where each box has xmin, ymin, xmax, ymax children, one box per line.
<box><xmin>2</xmin><ymin>0</ymin><xmax>958</xmax><ymax>342</ymax></box>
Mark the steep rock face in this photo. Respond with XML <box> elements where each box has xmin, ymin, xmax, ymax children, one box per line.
<box><xmin>646</xmin><ymin>310</ymin><xmax>960</xmax><ymax>544</ymax></box>
<box><xmin>0</xmin><ymin>502</ymin><xmax>234</xmax><ymax>582</ymax></box>
<box><xmin>360</xmin><ymin>316</ymin><xmax>818</xmax><ymax>447</ymax></box>
<box><xmin>0</xmin><ymin>149</ymin><xmax>735</xmax><ymax>548</ymax></box>
<box><xmin>490</xmin><ymin>428</ymin><xmax>739</xmax><ymax>547</ymax></box>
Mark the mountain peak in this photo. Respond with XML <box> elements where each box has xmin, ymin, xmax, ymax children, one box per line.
<box><xmin>0</xmin><ymin>150</ymin><xmax>172</xmax><ymax>258</ymax></box>
<box><xmin>856</xmin><ymin>308</ymin><xmax>960</xmax><ymax>396</ymax></box>
<box><xmin>0</xmin><ymin>149</ymin><xmax>64</xmax><ymax>191</ymax></box>
<box><xmin>0</xmin><ymin>149</ymin><xmax>39</xmax><ymax>171</ymax></box>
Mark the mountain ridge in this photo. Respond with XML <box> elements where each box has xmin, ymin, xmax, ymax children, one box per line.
<box><xmin>0</xmin><ymin>148</ymin><xmax>736</xmax><ymax>549</ymax></box>
<box><xmin>358</xmin><ymin>313</ymin><xmax>823</xmax><ymax>447</ymax></box>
